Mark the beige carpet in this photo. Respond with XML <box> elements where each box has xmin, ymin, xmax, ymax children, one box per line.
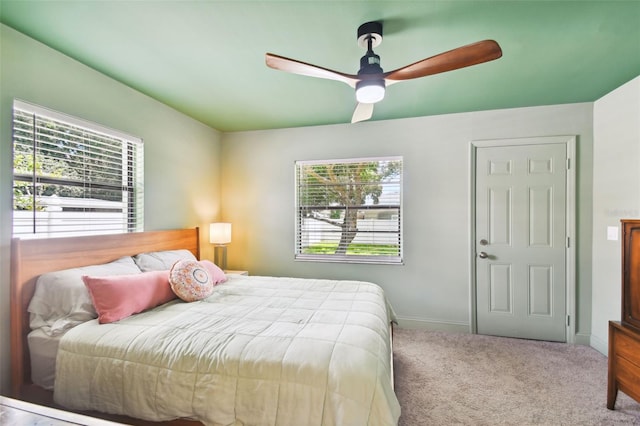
<box><xmin>392</xmin><ymin>328</ymin><xmax>640</xmax><ymax>425</ymax></box>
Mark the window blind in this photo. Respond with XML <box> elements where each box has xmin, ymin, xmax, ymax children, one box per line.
<box><xmin>12</xmin><ymin>100</ymin><xmax>144</xmax><ymax>238</ymax></box>
<box><xmin>295</xmin><ymin>157</ymin><xmax>403</xmax><ymax>264</ymax></box>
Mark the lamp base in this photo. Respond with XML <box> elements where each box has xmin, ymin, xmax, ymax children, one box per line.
<box><xmin>213</xmin><ymin>245</ymin><xmax>227</xmax><ymax>270</ymax></box>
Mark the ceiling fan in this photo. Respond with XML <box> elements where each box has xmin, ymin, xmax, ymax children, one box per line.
<box><xmin>265</xmin><ymin>21</ymin><xmax>502</xmax><ymax>123</ymax></box>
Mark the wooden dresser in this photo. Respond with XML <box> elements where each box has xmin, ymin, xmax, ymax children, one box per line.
<box><xmin>608</xmin><ymin>219</ymin><xmax>640</xmax><ymax>410</ymax></box>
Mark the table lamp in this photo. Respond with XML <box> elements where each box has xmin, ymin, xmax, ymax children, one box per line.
<box><xmin>210</xmin><ymin>222</ymin><xmax>231</xmax><ymax>270</ymax></box>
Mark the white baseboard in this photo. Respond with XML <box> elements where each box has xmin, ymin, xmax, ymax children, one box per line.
<box><xmin>590</xmin><ymin>334</ymin><xmax>608</xmax><ymax>356</ymax></box>
<box><xmin>395</xmin><ymin>316</ymin><xmax>470</xmax><ymax>334</ymax></box>
<box><xmin>395</xmin><ymin>317</ymin><xmax>600</xmax><ymax>350</ymax></box>
<box><xmin>574</xmin><ymin>332</ymin><xmax>592</xmax><ymax>346</ymax></box>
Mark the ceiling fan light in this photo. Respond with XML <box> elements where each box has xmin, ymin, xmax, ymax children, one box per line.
<box><xmin>355</xmin><ymin>80</ymin><xmax>385</xmax><ymax>104</ymax></box>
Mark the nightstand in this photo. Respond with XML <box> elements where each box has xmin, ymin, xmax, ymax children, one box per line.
<box><xmin>224</xmin><ymin>270</ymin><xmax>248</xmax><ymax>276</ymax></box>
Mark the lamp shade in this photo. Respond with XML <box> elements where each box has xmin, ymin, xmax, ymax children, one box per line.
<box><xmin>210</xmin><ymin>223</ymin><xmax>232</xmax><ymax>244</ymax></box>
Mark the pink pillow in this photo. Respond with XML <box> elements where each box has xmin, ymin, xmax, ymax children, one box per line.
<box><xmin>200</xmin><ymin>260</ymin><xmax>227</xmax><ymax>285</ymax></box>
<box><xmin>82</xmin><ymin>270</ymin><xmax>176</xmax><ymax>324</ymax></box>
<box><xmin>169</xmin><ymin>260</ymin><xmax>215</xmax><ymax>302</ymax></box>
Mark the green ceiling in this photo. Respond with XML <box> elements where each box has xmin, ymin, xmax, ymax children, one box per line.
<box><xmin>1</xmin><ymin>1</ymin><xmax>639</xmax><ymax>132</ymax></box>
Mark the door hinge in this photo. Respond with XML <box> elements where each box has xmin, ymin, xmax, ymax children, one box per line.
<box><xmin>567</xmin><ymin>236</ymin><xmax>570</xmax><ymax>248</ymax></box>
<box><xmin>567</xmin><ymin>315</ymin><xmax>571</xmax><ymax>327</ymax></box>
<box><xmin>567</xmin><ymin>158</ymin><xmax>570</xmax><ymax>170</ymax></box>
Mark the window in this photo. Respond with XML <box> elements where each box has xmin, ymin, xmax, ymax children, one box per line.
<box><xmin>12</xmin><ymin>100</ymin><xmax>144</xmax><ymax>238</ymax></box>
<box><xmin>295</xmin><ymin>156</ymin><xmax>403</xmax><ymax>264</ymax></box>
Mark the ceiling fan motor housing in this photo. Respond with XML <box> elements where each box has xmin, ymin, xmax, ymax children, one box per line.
<box><xmin>359</xmin><ymin>52</ymin><xmax>383</xmax><ymax>75</ymax></box>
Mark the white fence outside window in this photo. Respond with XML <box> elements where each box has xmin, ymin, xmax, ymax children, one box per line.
<box><xmin>13</xmin><ymin>196</ymin><xmax>128</xmax><ymax>238</ymax></box>
<box><xmin>299</xmin><ymin>218</ymin><xmax>399</xmax><ymax>247</ymax></box>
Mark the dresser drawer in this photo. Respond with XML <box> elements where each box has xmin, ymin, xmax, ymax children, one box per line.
<box><xmin>616</xmin><ymin>355</ymin><xmax>640</xmax><ymax>403</ymax></box>
<box><xmin>615</xmin><ymin>329</ymin><xmax>640</xmax><ymax>368</ymax></box>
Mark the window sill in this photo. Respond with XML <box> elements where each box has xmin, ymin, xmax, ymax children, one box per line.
<box><xmin>294</xmin><ymin>255</ymin><xmax>403</xmax><ymax>265</ymax></box>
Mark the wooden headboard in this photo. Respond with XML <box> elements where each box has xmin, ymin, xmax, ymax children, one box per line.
<box><xmin>10</xmin><ymin>228</ymin><xmax>200</xmax><ymax>399</ymax></box>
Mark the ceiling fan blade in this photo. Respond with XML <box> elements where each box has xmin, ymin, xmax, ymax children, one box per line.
<box><xmin>383</xmin><ymin>40</ymin><xmax>502</xmax><ymax>83</ymax></box>
<box><xmin>351</xmin><ymin>102</ymin><xmax>374</xmax><ymax>123</ymax></box>
<box><xmin>265</xmin><ymin>53</ymin><xmax>359</xmax><ymax>88</ymax></box>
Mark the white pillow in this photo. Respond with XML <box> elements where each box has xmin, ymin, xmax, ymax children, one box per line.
<box><xmin>28</xmin><ymin>256</ymin><xmax>141</xmax><ymax>336</ymax></box>
<box><xmin>133</xmin><ymin>249</ymin><xmax>197</xmax><ymax>272</ymax></box>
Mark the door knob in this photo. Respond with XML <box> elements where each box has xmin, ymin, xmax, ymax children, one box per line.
<box><xmin>478</xmin><ymin>251</ymin><xmax>489</xmax><ymax>259</ymax></box>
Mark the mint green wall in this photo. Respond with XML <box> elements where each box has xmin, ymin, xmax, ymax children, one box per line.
<box><xmin>0</xmin><ymin>25</ymin><xmax>222</xmax><ymax>395</ymax></box>
<box><xmin>220</xmin><ymin>103</ymin><xmax>594</xmax><ymax>342</ymax></box>
<box><xmin>590</xmin><ymin>76</ymin><xmax>640</xmax><ymax>355</ymax></box>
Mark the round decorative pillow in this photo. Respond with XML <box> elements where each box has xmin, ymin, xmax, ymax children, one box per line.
<box><xmin>169</xmin><ymin>259</ymin><xmax>214</xmax><ymax>302</ymax></box>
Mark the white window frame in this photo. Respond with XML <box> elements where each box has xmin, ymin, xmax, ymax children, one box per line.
<box><xmin>12</xmin><ymin>99</ymin><xmax>144</xmax><ymax>239</ymax></box>
<box><xmin>295</xmin><ymin>156</ymin><xmax>403</xmax><ymax>265</ymax></box>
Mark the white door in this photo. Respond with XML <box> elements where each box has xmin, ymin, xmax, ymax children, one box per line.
<box><xmin>475</xmin><ymin>142</ymin><xmax>567</xmax><ymax>342</ymax></box>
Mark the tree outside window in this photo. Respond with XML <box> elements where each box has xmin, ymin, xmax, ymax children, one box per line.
<box><xmin>296</xmin><ymin>157</ymin><xmax>403</xmax><ymax>264</ymax></box>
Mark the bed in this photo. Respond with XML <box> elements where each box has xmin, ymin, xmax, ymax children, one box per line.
<box><xmin>10</xmin><ymin>228</ymin><xmax>400</xmax><ymax>425</ymax></box>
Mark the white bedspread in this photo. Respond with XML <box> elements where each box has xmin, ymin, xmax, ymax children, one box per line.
<box><xmin>54</xmin><ymin>275</ymin><xmax>401</xmax><ymax>425</ymax></box>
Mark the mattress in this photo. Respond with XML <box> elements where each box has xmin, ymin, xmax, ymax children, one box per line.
<box><xmin>54</xmin><ymin>275</ymin><xmax>401</xmax><ymax>425</ymax></box>
<box><xmin>27</xmin><ymin>328</ymin><xmax>61</xmax><ymax>390</ymax></box>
